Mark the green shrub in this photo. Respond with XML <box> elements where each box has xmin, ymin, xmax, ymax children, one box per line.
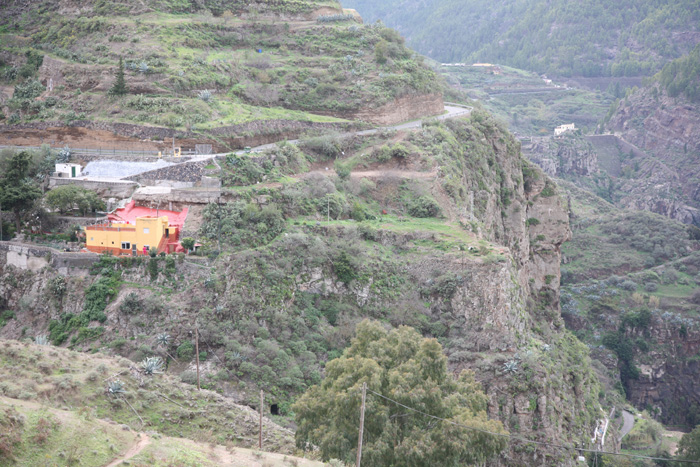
<box><xmin>333</xmin><ymin>251</ymin><xmax>357</xmax><ymax>284</ymax></box>
<box><xmin>177</xmin><ymin>341</ymin><xmax>195</xmax><ymax>360</ymax></box>
<box><xmin>119</xmin><ymin>293</ymin><xmax>142</xmax><ymax>314</ymax></box>
<box><xmin>408</xmin><ymin>196</ymin><xmax>441</xmax><ymax>218</ymax></box>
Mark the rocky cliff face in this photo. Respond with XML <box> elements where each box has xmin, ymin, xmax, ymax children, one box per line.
<box><xmin>523</xmin><ymin>135</ymin><xmax>599</xmax><ymax>178</ymax></box>
<box><xmin>604</xmin><ymin>88</ymin><xmax>700</xmax><ymax>225</ymax></box>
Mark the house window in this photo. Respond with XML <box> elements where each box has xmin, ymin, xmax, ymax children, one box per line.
<box><xmin>143</xmin><ymin>228</ymin><xmax>150</xmax><ymax>234</ymax></box>
<box><xmin>121</xmin><ymin>242</ymin><xmax>131</xmax><ymax>249</ymax></box>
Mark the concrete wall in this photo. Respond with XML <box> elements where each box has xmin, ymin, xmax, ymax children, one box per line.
<box><xmin>0</xmin><ymin>242</ymin><xmax>100</xmax><ymax>274</ymax></box>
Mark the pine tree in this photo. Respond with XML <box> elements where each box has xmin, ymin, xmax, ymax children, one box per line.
<box><xmin>110</xmin><ymin>56</ymin><xmax>127</xmax><ymax>96</ymax></box>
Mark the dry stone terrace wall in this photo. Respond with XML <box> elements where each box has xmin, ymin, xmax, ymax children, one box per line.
<box><xmin>125</xmin><ymin>161</ymin><xmax>207</xmax><ymax>185</ymax></box>
<box><xmin>0</xmin><ymin>119</ymin><xmax>362</xmax><ymax>153</ymax></box>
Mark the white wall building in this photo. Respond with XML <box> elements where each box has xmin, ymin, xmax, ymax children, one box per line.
<box><xmin>554</xmin><ymin>123</ymin><xmax>576</xmax><ymax>136</ymax></box>
<box><xmin>55</xmin><ymin>163</ymin><xmax>82</xmax><ymax>178</ymax></box>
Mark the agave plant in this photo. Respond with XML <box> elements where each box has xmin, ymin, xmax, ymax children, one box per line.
<box><xmin>198</xmin><ymin>89</ymin><xmax>212</xmax><ymax>102</ymax></box>
<box><xmin>155</xmin><ymin>333</ymin><xmax>170</xmax><ymax>347</ymax></box>
<box><xmin>503</xmin><ymin>360</ymin><xmax>519</xmax><ymax>374</ymax></box>
<box><xmin>107</xmin><ymin>379</ymin><xmax>126</xmax><ymax>395</ymax></box>
<box><xmin>140</xmin><ymin>356</ymin><xmax>164</xmax><ymax>376</ymax></box>
<box><xmin>35</xmin><ymin>335</ymin><xmax>50</xmax><ymax>346</ymax></box>
<box><xmin>56</xmin><ymin>146</ymin><xmax>72</xmax><ymax>163</ymax></box>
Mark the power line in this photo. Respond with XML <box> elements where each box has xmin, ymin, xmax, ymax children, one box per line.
<box><xmin>367</xmin><ymin>388</ymin><xmax>699</xmax><ymax>464</ymax></box>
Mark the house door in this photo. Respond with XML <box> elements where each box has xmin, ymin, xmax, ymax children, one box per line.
<box><xmin>132</xmin><ymin>244</ymin><xmax>137</xmax><ymax>256</ymax></box>
<box><xmin>71</xmin><ymin>166</ymin><xmax>76</xmax><ymax>177</ymax></box>
<box><xmin>165</xmin><ymin>228</ymin><xmax>169</xmax><ymax>238</ymax></box>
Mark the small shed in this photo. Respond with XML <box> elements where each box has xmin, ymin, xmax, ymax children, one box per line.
<box><xmin>55</xmin><ymin>163</ymin><xmax>82</xmax><ymax>178</ymax></box>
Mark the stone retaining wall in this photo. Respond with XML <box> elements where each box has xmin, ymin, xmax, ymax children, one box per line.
<box><xmin>124</xmin><ymin>161</ymin><xmax>206</xmax><ymax>184</ymax></box>
<box><xmin>0</xmin><ymin>241</ymin><xmax>99</xmax><ymax>274</ymax></box>
<box><xmin>49</xmin><ymin>177</ymin><xmax>138</xmax><ymax>198</ymax></box>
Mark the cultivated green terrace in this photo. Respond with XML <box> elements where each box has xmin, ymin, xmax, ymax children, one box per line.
<box><xmin>0</xmin><ymin>0</ymin><xmax>440</xmax><ymax>131</ymax></box>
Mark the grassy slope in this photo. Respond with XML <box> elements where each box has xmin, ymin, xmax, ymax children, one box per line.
<box><xmin>0</xmin><ymin>339</ymin><xmax>299</xmax><ymax>457</ymax></box>
<box><xmin>0</xmin><ymin>396</ymin><xmax>326</xmax><ymax>467</ymax></box>
<box><xmin>560</xmin><ymin>179</ymin><xmax>698</xmax><ymax>283</ymax></box>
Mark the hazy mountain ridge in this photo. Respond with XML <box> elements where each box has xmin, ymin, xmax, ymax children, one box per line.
<box><xmin>343</xmin><ymin>0</ymin><xmax>700</xmax><ymax>77</ymax></box>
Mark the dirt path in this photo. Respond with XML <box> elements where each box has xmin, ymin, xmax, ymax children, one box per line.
<box><xmin>104</xmin><ymin>433</ymin><xmax>151</xmax><ymax>467</ymax></box>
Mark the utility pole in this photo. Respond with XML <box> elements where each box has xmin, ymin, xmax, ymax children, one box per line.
<box><xmin>259</xmin><ymin>390</ymin><xmax>264</xmax><ymax>450</ymax></box>
<box><xmin>195</xmin><ymin>328</ymin><xmax>200</xmax><ymax>391</ymax></box>
<box><xmin>356</xmin><ymin>382</ymin><xmax>367</xmax><ymax>467</ymax></box>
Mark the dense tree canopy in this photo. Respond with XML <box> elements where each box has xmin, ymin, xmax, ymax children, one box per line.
<box><xmin>293</xmin><ymin>320</ymin><xmax>507</xmax><ymax>466</ymax></box>
<box><xmin>656</xmin><ymin>44</ymin><xmax>700</xmax><ymax>102</ymax></box>
<box><xmin>44</xmin><ymin>185</ymin><xmax>105</xmax><ymax>215</ymax></box>
<box><xmin>0</xmin><ymin>151</ymin><xmax>42</xmax><ymax>231</ymax></box>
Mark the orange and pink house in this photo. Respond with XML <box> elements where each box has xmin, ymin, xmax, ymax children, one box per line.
<box><xmin>85</xmin><ymin>201</ymin><xmax>189</xmax><ymax>256</ymax></box>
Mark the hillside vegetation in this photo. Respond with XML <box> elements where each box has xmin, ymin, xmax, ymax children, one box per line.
<box><xmin>0</xmin><ymin>112</ymin><xmax>605</xmax><ymax>464</ymax></box>
<box><xmin>0</xmin><ymin>339</ymin><xmax>310</xmax><ymax>465</ymax></box>
<box><xmin>344</xmin><ymin>0</ymin><xmax>700</xmax><ymax>77</ymax></box>
<box><xmin>0</xmin><ymin>0</ymin><xmax>439</xmax><ymax>133</ymax></box>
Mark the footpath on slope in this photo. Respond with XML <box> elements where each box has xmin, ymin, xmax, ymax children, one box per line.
<box><xmin>104</xmin><ymin>433</ymin><xmax>151</xmax><ymax>467</ymax></box>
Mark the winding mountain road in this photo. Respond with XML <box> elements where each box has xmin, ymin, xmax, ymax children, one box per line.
<box><xmin>239</xmin><ymin>103</ymin><xmax>472</xmax><ymax>154</ymax></box>
<box><xmin>620</xmin><ymin>410</ymin><xmax>635</xmax><ymax>438</ymax></box>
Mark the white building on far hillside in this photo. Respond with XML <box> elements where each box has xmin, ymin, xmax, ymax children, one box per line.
<box><xmin>554</xmin><ymin>123</ymin><xmax>576</xmax><ymax>136</ymax></box>
<box><xmin>55</xmin><ymin>163</ymin><xmax>82</xmax><ymax>178</ymax></box>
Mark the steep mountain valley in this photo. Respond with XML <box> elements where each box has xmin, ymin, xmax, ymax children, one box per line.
<box><xmin>1</xmin><ymin>0</ymin><xmax>700</xmax><ymax>466</ymax></box>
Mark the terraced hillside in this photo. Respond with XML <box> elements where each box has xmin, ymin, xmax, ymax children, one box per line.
<box><xmin>0</xmin><ymin>0</ymin><xmax>443</xmax><ymax>150</ymax></box>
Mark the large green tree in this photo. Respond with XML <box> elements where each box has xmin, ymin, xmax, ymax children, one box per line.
<box><xmin>45</xmin><ymin>185</ymin><xmax>104</xmax><ymax>215</ymax></box>
<box><xmin>293</xmin><ymin>320</ymin><xmax>507</xmax><ymax>466</ymax></box>
<box><xmin>0</xmin><ymin>151</ymin><xmax>42</xmax><ymax>232</ymax></box>
<box><xmin>677</xmin><ymin>425</ymin><xmax>700</xmax><ymax>461</ymax></box>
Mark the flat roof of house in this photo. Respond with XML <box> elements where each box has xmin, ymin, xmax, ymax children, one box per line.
<box><xmin>107</xmin><ymin>200</ymin><xmax>188</xmax><ymax>229</ymax></box>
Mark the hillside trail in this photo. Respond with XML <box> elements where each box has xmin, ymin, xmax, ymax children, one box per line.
<box><xmin>104</xmin><ymin>433</ymin><xmax>151</xmax><ymax>467</ymax></box>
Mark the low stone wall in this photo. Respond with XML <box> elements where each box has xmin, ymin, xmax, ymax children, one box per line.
<box><xmin>0</xmin><ymin>241</ymin><xmax>99</xmax><ymax>274</ymax></box>
<box><xmin>49</xmin><ymin>177</ymin><xmax>138</xmax><ymax>198</ymax></box>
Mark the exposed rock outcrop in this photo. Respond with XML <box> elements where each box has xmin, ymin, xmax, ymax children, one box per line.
<box><xmin>523</xmin><ymin>134</ymin><xmax>598</xmax><ymax>177</ymax></box>
<box><xmin>603</xmin><ymin>88</ymin><xmax>700</xmax><ymax>225</ymax></box>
